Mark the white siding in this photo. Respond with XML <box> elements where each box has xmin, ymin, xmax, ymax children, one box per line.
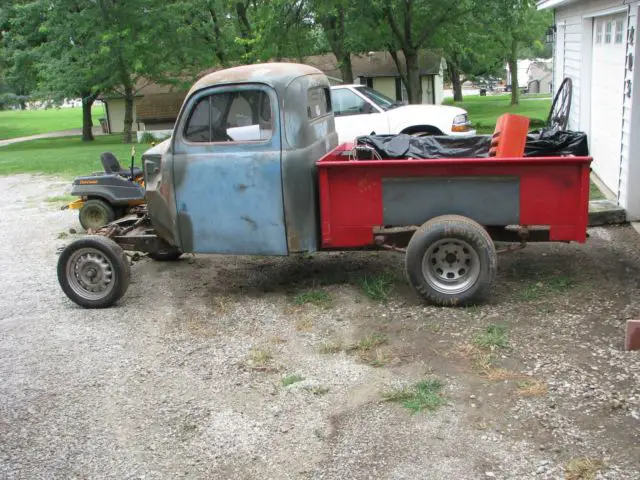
<box><xmin>552</xmin><ymin>0</ymin><xmax>640</xmax><ymax>219</ymax></box>
<box><xmin>421</xmin><ymin>76</ymin><xmax>434</xmax><ymax>104</ymax></box>
<box><xmin>554</xmin><ymin>0</ymin><xmax>630</xmax><ymax>130</ymax></box>
<box><xmin>105</xmin><ymin>98</ymin><xmax>139</xmax><ymax>134</ymax></box>
<box><xmin>434</xmin><ymin>59</ymin><xmax>445</xmax><ymax>105</ymax></box>
<box><xmin>619</xmin><ymin>5</ymin><xmax>640</xmax><ymax>219</ymax></box>
<box><xmin>372</xmin><ymin>77</ymin><xmax>396</xmax><ymax>101</ymax></box>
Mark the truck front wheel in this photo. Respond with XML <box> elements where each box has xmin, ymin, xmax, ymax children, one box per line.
<box><xmin>57</xmin><ymin>236</ymin><xmax>131</xmax><ymax>308</ymax></box>
<box><xmin>405</xmin><ymin>215</ymin><xmax>497</xmax><ymax>306</ymax></box>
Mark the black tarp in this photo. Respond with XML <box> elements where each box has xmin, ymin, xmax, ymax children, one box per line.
<box><xmin>354</xmin><ymin>128</ymin><xmax>589</xmax><ymax>160</ymax></box>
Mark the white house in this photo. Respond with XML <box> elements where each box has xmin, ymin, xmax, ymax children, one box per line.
<box><xmin>538</xmin><ymin>0</ymin><xmax>640</xmax><ymax>220</ymax></box>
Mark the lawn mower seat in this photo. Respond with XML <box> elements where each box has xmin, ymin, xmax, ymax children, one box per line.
<box><xmin>100</xmin><ymin>152</ymin><xmax>143</xmax><ymax>179</ymax></box>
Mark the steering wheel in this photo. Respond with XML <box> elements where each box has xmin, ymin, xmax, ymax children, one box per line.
<box><xmin>547</xmin><ymin>77</ymin><xmax>572</xmax><ymax>131</ymax></box>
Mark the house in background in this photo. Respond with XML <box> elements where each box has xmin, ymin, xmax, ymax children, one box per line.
<box><xmin>526</xmin><ymin>59</ymin><xmax>553</xmax><ymax>93</ymax></box>
<box><xmin>538</xmin><ymin>0</ymin><xmax>640</xmax><ymax>220</ymax></box>
<box><xmin>99</xmin><ymin>50</ymin><xmax>446</xmax><ymax>140</ymax></box>
<box><xmin>505</xmin><ymin>58</ymin><xmax>553</xmax><ymax>93</ymax></box>
<box><xmin>304</xmin><ymin>50</ymin><xmax>446</xmax><ymax>105</ymax></box>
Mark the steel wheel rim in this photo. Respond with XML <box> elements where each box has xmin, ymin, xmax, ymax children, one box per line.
<box><xmin>66</xmin><ymin>248</ymin><xmax>115</xmax><ymax>300</ymax></box>
<box><xmin>83</xmin><ymin>207</ymin><xmax>106</xmax><ymax>229</ymax></box>
<box><xmin>422</xmin><ymin>239</ymin><xmax>481</xmax><ymax>295</ymax></box>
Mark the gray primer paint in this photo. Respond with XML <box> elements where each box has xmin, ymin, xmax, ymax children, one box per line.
<box><xmin>382</xmin><ymin>176</ymin><xmax>520</xmax><ymax>226</ymax></box>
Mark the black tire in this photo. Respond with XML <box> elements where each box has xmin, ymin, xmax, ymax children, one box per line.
<box><xmin>79</xmin><ymin>199</ymin><xmax>115</xmax><ymax>231</ymax></box>
<box><xmin>147</xmin><ymin>248</ymin><xmax>183</xmax><ymax>262</ymax></box>
<box><xmin>57</xmin><ymin>236</ymin><xmax>131</xmax><ymax>308</ymax></box>
<box><xmin>405</xmin><ymin>215</ymin><xmax>497</xmax><ymax>306</ymax></box>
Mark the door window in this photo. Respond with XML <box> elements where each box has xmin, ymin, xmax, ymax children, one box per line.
<box><xmin>331</xmin><ymin>88</ymin><xmax>374</xmax><ymax>117</ymax></box>
<box><xmin>605</xmin><ymin>21</ymin><xmax>613</xmax><ymax>44</ymax></box>
<box><xmin>183</xmin><ymin>89</ymin><xmax>272</xmax><ymax>143</ymax></box>
<box><xmin>615</xmin><ymin>19</ymin><xmax>624</xmax><ymax>44</ymax></box>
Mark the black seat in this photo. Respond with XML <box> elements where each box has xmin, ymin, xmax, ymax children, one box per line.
<box><xmin>100</xmin><ymin>152</ymin><xmax>143</xmax><ymax>178</ymax></box>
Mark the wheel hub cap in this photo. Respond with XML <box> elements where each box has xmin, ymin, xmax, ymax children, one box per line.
<box><xmin>66</xmin><ymin>248</ymin><xmax>115</xmax><ymax>300</ymax></box>
<box><xmin>422</xmin><ymin>239</ymin><xmax>481</xmax><ymax>295</ymax></box>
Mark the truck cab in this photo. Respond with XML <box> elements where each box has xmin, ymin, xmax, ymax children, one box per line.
<box><xmin>141</xmin><ymin>63</ymin><xmax>338</xmax><ymax>256</ymax></box>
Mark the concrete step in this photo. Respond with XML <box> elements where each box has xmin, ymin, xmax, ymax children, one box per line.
<box><xmin>588</xmin><ymin>200</ymin><xmax>627</xmax><ymax>226</ymax></box>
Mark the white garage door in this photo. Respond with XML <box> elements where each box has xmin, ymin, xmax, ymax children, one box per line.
<box><xmin>590</xmin><ymin>13</ymin><xmax>627</xmax><ymax>195</ymax></box>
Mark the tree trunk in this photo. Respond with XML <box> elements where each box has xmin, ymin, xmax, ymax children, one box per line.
<box><xmin>81</xmin><ymin>92</ymin><xmax>96</xmax><ymax>142</ymax></box>
<box><xmin>448</xmin><ymin>61</ymin><xmax>463</xmax><ymax>102</ymax></box>
<box><xmin>123</xmin><ymin>84</ymin><xmax>134</xmax><ymax>143</ymax></box>
<box><xmin>507</xmin><ymin>43</ymin><xmax>519</xmax><ymax>106</ymax></box>
<box><xmin>19</xmin><ymin>101</ymin><xmax>26</xmax><ymax>110</ymax></box>
<box><xmin>405</xmin><ymin>50</ymin><xmax>422</xmax><ymax>104</ymax></box>
<box><xmin>338</xmin><ymin>53</ymin><xmax>354</xmax><ymax>84</ymax></box>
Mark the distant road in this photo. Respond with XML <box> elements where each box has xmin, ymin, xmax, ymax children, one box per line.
<box><xmin>0</xmin><ymin>126</ymin><xmax>103</xmax><ymax>148</ymax></box>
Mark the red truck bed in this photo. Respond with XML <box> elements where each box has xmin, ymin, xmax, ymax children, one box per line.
<box><xmin>316</xmin><ymin>142</ymin><xmax>592</xmax><ymax>249</ymax></box>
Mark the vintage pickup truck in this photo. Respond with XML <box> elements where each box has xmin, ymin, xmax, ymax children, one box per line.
<box><xmin>56</xmin><ymin>63</ymin><xmax>592</xmax><ymax>309</ymax></box>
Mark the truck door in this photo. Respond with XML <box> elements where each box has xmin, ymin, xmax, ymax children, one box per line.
<box><xmin>171</xmin><ymin>84</ymin><xmax>288</xmax><ymax>255</ymax></box>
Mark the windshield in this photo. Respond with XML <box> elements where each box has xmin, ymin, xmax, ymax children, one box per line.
<box><xmin>354</xmin><ymin>85</ymin><xmax>398</xmax><ymax>110</ymax></box>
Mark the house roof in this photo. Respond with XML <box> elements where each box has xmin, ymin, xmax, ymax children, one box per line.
<box><xmin>102</xmin><ymin>49</ymin><xmax>443</xmax><ymax>101</ymax></box>
<box><xmin>303</xmin><ymin>50</ymin><xmax>443</xmax><ymax>79</ymax></box>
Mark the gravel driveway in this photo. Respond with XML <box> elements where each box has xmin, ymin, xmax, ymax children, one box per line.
<box><xmin>1</xmin><ymin>174</ymin><xmax>639</xmax><ymax>480</ymax></box>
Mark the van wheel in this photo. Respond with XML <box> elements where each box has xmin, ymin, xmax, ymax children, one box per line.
<box><xmin>405</xmin><ymin>215</ymin><xmax>497</xmax><ymax>306</ymax></box>
<box><xmin>79</xmin><ymin>199</ymin><xmax>115</xmax><ymax>230</ymax></box>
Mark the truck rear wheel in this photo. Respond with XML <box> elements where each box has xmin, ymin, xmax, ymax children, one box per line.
<box><xmin>405</xmin><ymin>215</ymin><xmax>497</xmax><ymax>306</ymax></box>
<box><xmin>147</xmin><ymin>248</ymin><xmax>183</xmax><ymax>261</ymax></box>
<box><xmin>79</xmin><ymin>199</ymin><xmax>115</xmax><ymax>230</ymax></box>
<box><xmin>57</xmin><ymin>236</ymin><xmax>130</xmax><ymax>308</ymax></box>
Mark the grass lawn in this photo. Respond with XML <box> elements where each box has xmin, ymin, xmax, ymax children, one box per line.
<box><xmin>444</xmin><ymin>94</ymin><xmax>552</xmax><ymax>134</ymax></box>
<box><xmin>0</xmin><ymin>135</ymin><xmax>137</xmax><ymax>178</ymax></box>
<box><xmin>0</xmin><ymin>106</ymin><xmax>104</xmax><ymax>140</ymax></box>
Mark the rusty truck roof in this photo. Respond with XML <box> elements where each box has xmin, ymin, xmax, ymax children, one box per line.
<box><xmin>186</xmin><ymin>62</ymin><xmax>325</xmax><ymax>97</ymax></box>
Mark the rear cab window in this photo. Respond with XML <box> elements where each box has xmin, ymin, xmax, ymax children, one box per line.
<box><xmin>307</xmin><ymin>86</ymin><xmax>332</xmax><ymax>119</ymax></box>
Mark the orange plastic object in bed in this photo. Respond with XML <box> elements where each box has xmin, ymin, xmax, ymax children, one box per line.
<box><xmin>489</xmin><ymin>113</ymin><xmax>530</xmax><ymax>158</ymax></box>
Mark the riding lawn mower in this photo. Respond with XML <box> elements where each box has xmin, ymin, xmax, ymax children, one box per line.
<box><xmin>62</xmin><ymin>146</ymin><xmax>146</xmax><ymax>231</ymax></box>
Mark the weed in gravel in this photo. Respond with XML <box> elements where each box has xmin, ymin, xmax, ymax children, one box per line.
<box><xmin>318</xmin><ymin>340</ymin><xmax>343</xmax><ymax>354</ymax></box>
<box><xmin>282</xmin><ymin>374</ymin><xmax>305</xmax><ymax>386</ymax></box>
<box><xmin>57</xmin><ymin>231</ymin><xmax>69</xmax><ymax>239</ymax></box>
<box><xmin>348</xmin><ymin>333</ymin><xmax>388</xmax><ymax>353</ymax></box>
<box><xmin>245</xmin><ymin>348</ymin><xmax>275</xmax><ymax>371</ymax></box>
<box><xmin>360</xmin><ymin>273</ymin><xmax>395</xmax><ymax>302</ymax></box>
<box><xmin>459</xmin><ymin>344</ymin><xmax>522</xmax><ymax>380</ymax></box>
<box><xmin>473</xmin><ymin>324</ymin><xmax>509</xmax><ymax>350</ymax></box>
<box><xmin>294</xmin><ymin>290</ymin><xmax>331</xmax><ymax>306</ymax></box>
<box><xmin>304</xmin><ymin>385</ymin><xmax>330</xmax><ymax>396</ymax></box>
<box><xmin>362</xmin><ymin>347</ymin><xmax>393</xmax><ymax>368</ymax></box>
<box><xmin>295</xmin><ymin>317</ymin><xmax>313</xmax><ymax>332</ymax></box>
<box><xmin>483</xmin><ymin>368</ymin><xmax>523</xmax><ymax>381</ymax></box>
<box><xmin>519</xmin><ymin>276</ymin><xmax>573</xmax><ymax>301</ymax></box>
<box><xmin>383</xmin><ymin>378</ymin><xmax>446</xmax><ymax>414</ymax></box>
<box><xmin>45</xmin><ymin>194</ymin><xmax>74</xmax><ymax>203</ymax></box>
<box><xmin>517</xmin><ymin>379</ymin><xmax>548</xmax><ymax>396</ymax></box>
<box><xmin>565</xmin><ymin>458</ymin><xmax>606</xmax><ymax>480</ymax></box>
<box><xmin>213</xmin><ymin>295</ymin><xmax>233</xmax><ymax>315</ymax></box>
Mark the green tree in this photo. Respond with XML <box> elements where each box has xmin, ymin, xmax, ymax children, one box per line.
<box><xmin>486</xmin><ymin>0</ymin><xmax>551</xmax><ymax>105</ymax></box>
<box><xmin>34</xmin><ymin>0</ymin><xmax>117</xmax><ymax>140</ymax></box>
<box><xmin>310</xmin><ymin>0</ymin><xmax>379</xmax><ymax>83</ymax></box>
<box><xmin>375</xmin><ymin>0</ymin><xmax>474</xmax><ymax>104</ymax></box>
<box><xmin>0</xmin><ymin>1</ymin><xmax>43</xmax><ymax>109</ymax></box>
